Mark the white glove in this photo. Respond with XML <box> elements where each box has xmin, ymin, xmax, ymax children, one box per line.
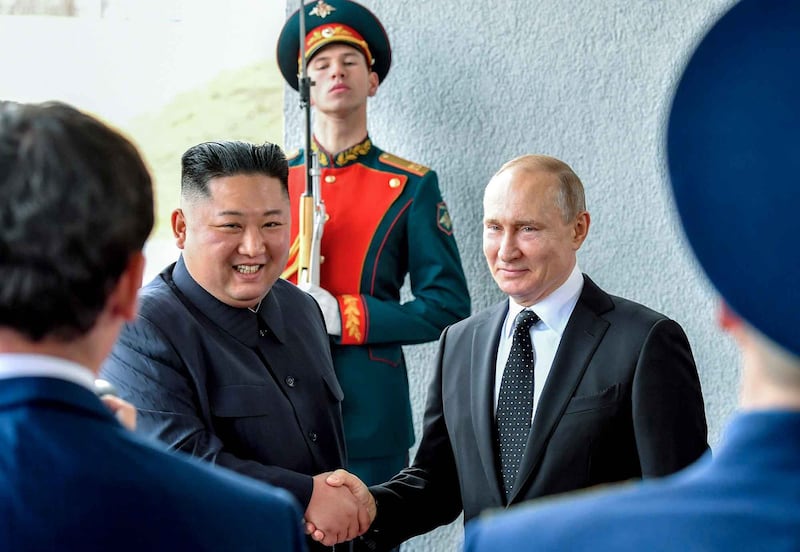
<box><xmin>298</xmin><ymin>282</ymin><xmax>342</xmax><ymax>336</ymax></box>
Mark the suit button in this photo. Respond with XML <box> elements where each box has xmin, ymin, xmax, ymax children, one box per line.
<box><xmin>308</xmin><ymin>431</ymin><xmax>318</xmax><ymax>442</ymax></box>
<box><xmin>285</xmin><ymin>375</ymin><xmax>296</xmax><ymax>387</ymax></box>
<box><xmin>325</xmin><ymin>175</ymin><xmax>336</xmax><ymax>183</ymax></box>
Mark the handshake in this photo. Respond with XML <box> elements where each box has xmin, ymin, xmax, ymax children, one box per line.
<box><xmin>305</xmin><ymin>469</ymin><xmax>376</xmax><ymax>546</ymax></box>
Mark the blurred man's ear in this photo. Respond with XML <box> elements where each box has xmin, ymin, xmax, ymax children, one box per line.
<box><xmin>718</xmin><ymin>300</ymin><xmax>743</xmax><ymax>333</ymax></box>
<box><xmin>111</xmin><ymin>252</ymin><xmax>146</xmax><ymax>322</ymax></box>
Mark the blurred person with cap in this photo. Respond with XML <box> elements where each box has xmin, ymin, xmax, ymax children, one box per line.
<box><xmin>276</xmin><ymin>0</ymin><xmax>470</xmax><ymax>495</ymax></box>
<box><xmin>464</xmin><ymin>0</ymin><xmax>800</xmax><ymax>549</ymax></box>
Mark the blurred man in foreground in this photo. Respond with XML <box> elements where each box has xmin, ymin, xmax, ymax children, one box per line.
<box><xmin>0</xmin><ymin>101</ymin><xmax>306</xmax><ymax>551</ymax></box>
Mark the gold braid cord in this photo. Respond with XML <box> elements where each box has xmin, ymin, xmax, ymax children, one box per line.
<box><xmin>281</xmin><ymin>235</ymin><xmax>301</xmax><ymax>279</ymax></box>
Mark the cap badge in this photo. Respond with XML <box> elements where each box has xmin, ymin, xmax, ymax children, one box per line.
<box><xmin>310</xmin><ymin>0</ymin><xmax>336</xmax><ymax>18</ymax></box>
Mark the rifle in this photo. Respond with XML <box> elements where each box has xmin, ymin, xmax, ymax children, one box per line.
<box><xmin>292</xmin><ymin>0</ymin><xmax>326</xmax><ymax>286</ymax></box>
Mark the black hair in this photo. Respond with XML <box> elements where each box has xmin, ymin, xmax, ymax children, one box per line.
<box><xmin>0</xmin><ymin>101</ymin><xmax>154</xmax><ymax>341</ymax></box>
<box><xmin>180</xmin><ymin>141</ymin><xmax>289</xmax><ymax>201</ymax></box>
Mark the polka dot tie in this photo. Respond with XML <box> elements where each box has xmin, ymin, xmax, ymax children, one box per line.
<box><xmin>496</xmin><ymin>309</ymin><xmax>539</xmax><ymax>499</ymax></box>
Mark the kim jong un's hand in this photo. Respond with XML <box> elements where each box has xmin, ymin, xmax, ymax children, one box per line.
<box><xmin>305</xmin><ymin>469</ymin><xmax>376</xmax><ymax>545</ymax></box>
<box><xmin>305</xmin><ymin>471</ymin><xmax>369</xmax><ymax>546</ymax></box>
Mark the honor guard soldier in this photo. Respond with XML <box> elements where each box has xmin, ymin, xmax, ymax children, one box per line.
<box><xmin>277</xmin><ymin>0</ymin><xmax>471</xmax><ymax>491</ymax></box>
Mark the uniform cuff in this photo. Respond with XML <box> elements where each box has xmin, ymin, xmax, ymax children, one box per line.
<box><xmin>338</xmin><ymin>294</ymin><xmax>367</xmax><ymax>345</ymax></box>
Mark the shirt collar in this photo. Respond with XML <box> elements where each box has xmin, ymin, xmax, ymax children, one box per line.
<box><xmin>504</xmin><ymin>264</ymin><xmax>584</xmax><ymax>338</ymax></box>
<box><xmin>312</xmin><ymin>135</ymin><xmax>372</xmax><ymax>167</ymax></box>
<box><xmin>0</xmin><ymin>353</ymin><xmax>96</xmax><ymax>391</ymax></box>
<box><xmin>171</xmin><ymin>256</ymin><xmax>286</xmax><ymax>347</ymax></box>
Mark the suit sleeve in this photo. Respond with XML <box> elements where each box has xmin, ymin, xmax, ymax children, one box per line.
<box><xmin>345</xmin><ymin>170</ymin><xmax>471</xmax><ymax>346</ymax></box>
<box><xmin>363</xmin><ymin>327</ymin><xmax>464</xmax><ymax>548</ymax></box>
<box><xmin>100</xmin><ymin>315</ymin><xmax>315</xmax><ymax>509</ymax></box>
<box><xmin>632</xmin><ymin>318</ymin><xmax>709</xmax><ymax>476</ymax></box>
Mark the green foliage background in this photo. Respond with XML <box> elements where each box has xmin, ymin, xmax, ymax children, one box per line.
<box><xmin>125</xmin><ymin>59</ymin><xmax>284</xmax><ymax>240</ymax></box>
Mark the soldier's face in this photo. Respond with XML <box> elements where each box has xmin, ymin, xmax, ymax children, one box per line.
<box><xmin>172</xmin><ymin>174</ymin><xmax>291</xmax><ymax>309</ymax></box>
<box><xmin>307</xmin><ymin>43</ymin><xmax>378</xmax><ymax>116</ymax></box>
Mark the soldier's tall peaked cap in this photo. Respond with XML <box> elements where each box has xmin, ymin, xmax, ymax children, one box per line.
<box><xmin>277</xmin><ymin>0</ymin><xmax>391</xmax><ymax>90</ymax></box>
<box><xmin>667</xmin><ymin>0</ymin><xmax>800</xmax><ymax>357</ymax></box>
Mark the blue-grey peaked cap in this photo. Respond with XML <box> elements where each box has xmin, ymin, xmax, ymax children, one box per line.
<box><xmin>667</xmin><ymin>0</ymin><xmax>800</xmax><ymax>357</ymax></box>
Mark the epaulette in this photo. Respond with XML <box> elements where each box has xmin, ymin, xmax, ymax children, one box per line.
<box><xmin>378</xmin><ymin>152</ymin><xmax>430</xmax><ymax>177</ymax></box>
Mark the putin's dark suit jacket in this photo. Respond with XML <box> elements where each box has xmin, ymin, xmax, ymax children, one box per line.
<box><xmin>0</xmin><ymin>375</ymin><xmax>306</xmax><ymax>551</ymax></box>
<box><xmin>365</xmin><ymin>275</ymin><xmax>708</xmax><ymax>549</ymax></box>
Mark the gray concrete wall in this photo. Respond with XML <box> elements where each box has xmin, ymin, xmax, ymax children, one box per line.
<box><xmin>283</xmin><ymin>1</ymin><xmax>740</xmax><ymax>550</ymax></box>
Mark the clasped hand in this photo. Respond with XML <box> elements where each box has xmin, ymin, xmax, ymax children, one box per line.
<box><xmin>101</xmin><ymin>395</ymin><xmax>137</xmax><ymax>431</ymax></box>
<box><xmin>304</xmin><ymin>470</ymin><xmax>376</xmax><ymax>546</ymax></box>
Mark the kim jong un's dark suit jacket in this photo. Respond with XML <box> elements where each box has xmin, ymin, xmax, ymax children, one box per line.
<box><xmin>101</xmin><ymin>257</ymin><xmax>346</xmax><ymax>515</ymax></box>
<box><xmin>363</xmin><ymin>275</ymin><xmax>708</xmax><ymax>550</ymax></box>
